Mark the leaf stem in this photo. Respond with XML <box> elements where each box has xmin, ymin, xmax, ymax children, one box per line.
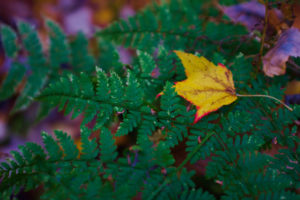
<box><xmin>146</xmin><ymin>179</ymin><xmax>169</xmax><ymax>200</ymax></box>
<box><xmin>236</xmin><ymin>93</ymin><xmax>293</xmax><ymax>111</ymax></box>
<box><xmin>177</xmin><ymin>131</ymin><xmax>215</xmax><ymax>172</ymax></box>
<box><xmin>259</xmin><ymin>0</ymin><xmax>269</xmax><ymax>64</ymax></box>
<box><xmin>146</xmin><ymin>132</ymin><xmax>215</xmax><ymax>200</ymax></box>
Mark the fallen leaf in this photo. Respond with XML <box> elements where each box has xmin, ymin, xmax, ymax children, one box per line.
<box><xmin>291</xmin><ymin>4</ymin><xmax>300</xmax><ymax>30</ymax></box>
<box><xmin>280</xmin><ymin>3</ymin><xmax>294</xmax><ymax>21</ymax></box>
<box><xmin>120</xmin><ymin>5</ymin><xmax>135</xmax><ymax>19</ymax></box>
<box><xmin>63</xmin><ymin>7</ymin><xmax>93</xmax><ymax>36</ymax></box>
<box><xmin>220</xmin><ymin>1</ymin><xmax>285</xmax><ymax>32</ymax></box>
<box><xmin>174</xmin><ymin>51</ymin><xmax>237</xmax><ymax>123</ymax></box>
<box><xmin>285</xmin><ymin>94</ymin><xmax>300</xmax><ymax>105</ymax></box>
<box><xmin>285</xmin><ymin>80</ymin><xmax>300</xmax><ymax>95</ymax></box>
<box><xmin>74</xmin><ymin>139</ymin><xmax>83</xmax><ymax>152</ymax></box>
<box><xmin>220</xmin><ymin>1</ymin><xmax>265</xmax><ymax>31</ymax></box>
<box><xmin>221</xmin><ymin>2</ymin><xmax>300</xmax><ymax>77</ymax></box>
<box><xmin>93</xmin><ymin>7</ymin><xmax>115</xmax><ymax>26</ymax></box>
<box><xmin>263</xmin><ymin>28</ymin><xmax>300</xmax><ymax>77</ymax></box>
<box><xmin>268</xmin><ymin>9</ymin><xmax>287</xmax><ymax>33</ymax></box>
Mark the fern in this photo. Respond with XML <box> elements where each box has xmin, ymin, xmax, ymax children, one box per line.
<box><xmin>1</xmin><ymin>25</ymin><xmax>19</xmax><ymax>58</ymax></box>
<box><xmin>158</xmin><ymin>82</ymin><xmax>194</xmax><ymax>147</ymax></box>
<box><xmin>47</xmin><ymin>19</ymin><xmax>71</xmax><ymax>69</ymax></box>
<box><xmin>0</xmin><ymin>62</ymin><xmax>25</xmax><ymax>101</ymax></box>
<box><xmin>100</xmin><ymin>127</ymin><xmax>118</xmax><ymax>163</ymax></box>
<box><xmin>0</xmin><ymin>0</ymin><xmax>300</xmax><ymax>199</ymax></box>
<box><xmin>0</xmin><ymin>20</ymin><xmax>100</xmax><ymax>115</ymax></box>
<box><xmin>98</xmin><ymin>0</ymin><xmax>213</xmax><ymax>51</ymax></box>
<box><xmin>0</xmin><ymin>128</ymin><xmax>103</xmax><ymax>199</ymax></box>
<box><xmin>70</xmin><ymin>32</ymin><xmax>95</xmax><ymax>72</ymax></box>
<box><xmin>97</xmin><ymin>39</ymin><xmax>123</xmax><ymax>74</ymax></box>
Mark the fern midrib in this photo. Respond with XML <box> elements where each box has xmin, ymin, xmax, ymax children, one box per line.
<box><xmin>37</xmin><ymin>92</ymin><xmax>138</xmax><ymax>110</ymax></box>
<box><xmin>0</xmin><ymin>157</ymin><xmax>98</xmax><ymax>175</ymax></box>
<box><xmin>98</xmin><ymin>28</ymin><xmax>205</xmax><ymax>42</ymax></box>
<box><xmin>37</xmin><ymin>92</ymin><xmax>214</xmax><ymax>132</ymax></box>
<box><xmin>0</xmin><ymin>170</ymin><xmax>79</xmax><ymax>196</ymax></box>
<box><xmin>0</xmin><ymin>158</ymin><xmax>99</xmax><ymax>194</ymax></box>
<box><xmin>0</xmin><ymin>156</ymin><xmax>169</xmax><ymax>196</ymax></box>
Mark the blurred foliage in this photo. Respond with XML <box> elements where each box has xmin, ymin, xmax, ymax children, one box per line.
<box><xmin>0</xmin><ymin>0</ymin><xmax>299</xmax><ymax>199</ymax></box>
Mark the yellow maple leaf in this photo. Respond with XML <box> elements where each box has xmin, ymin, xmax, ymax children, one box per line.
<box><xmin>173</xmin><ymin>50</ymin><xmax>238</xmax><ymax>123</ymax></box>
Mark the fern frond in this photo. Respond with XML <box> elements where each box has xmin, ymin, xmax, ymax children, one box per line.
<box><xmin>116</xmin><ymin>111</ymin><xmax>141</xmax><ymax>136</ymax></box>
<box><xmin>47</xmin><ymin>19</ymin><xmax>70</xmax><ymax>68</ymax></box>
<box><xmin>153</xmin><ymin>141</ymin><xmax>175</xmax><ymax>167</ymax></box>
<box><xmin>38</xmin><ymin>72</ymin><xmax>100</xmax><ymax>124</ymax></box>
<box><xmin>100</xmin><ymin>127</ymin><xmax>118</xmax><ymax>163</ymax></box>
<box><xmin>158</xmin><ymin>82</ymin><xmax>194</xmax><ymax>147</ymax></box>
<box><xmin>54</xmin><ymin>130</ymin><xmax>79</xmax><ymax>160</ymax></box>
<box><xmin>109</xmin><ymin>71</ymin><xmax>125</xmax><ymax>104</ymax></box>
<box><xmin>95</xmin><ymin>67</ymin><xmax>110</xmax><ymax>101</ymax></box>
<box><xmin>180</xmin><ymin>188</ymin><xmax>215</xmax><ymax>200</ymax></box>
<box><xmin>97</xmin><ymin>2</ymin><xmax>204</xmax><ymax>51</ymax></box>
<box><xmin>137</xmin><ymin>50</ymin><xmax>156</xmax><ymax>77</ymax></box>
<box><xmin>0</xmin><ymin>20</ymin><xmax>98</xmax><ymax>113</ymax></box>
<box><xmin>17</xmin><ymin>21</ymin><xmax>47</xmax><ymax>69</ymax></box>
<box><xmin>42</xmin><ymin>131</ymin><xmax>63</xmax><ymax>160</ymax></box>
<box><xmin>97</xmin><ymin>39</ymin><xmax>123</xmax><ymax>74</ymax></box>
<box><xmin>0</xmin><ymin>129</ymin><xmax>104</xmax><ymax>199</ymax></box>
<box><xmin>70</xmin><ymin>32</ymin><xmax>95</xmax><ymax>72</ymax></box>
<box><xmin>80</xmin><ymin>127</ymin><xmax>99</xmax><ymax>159</ymax></box>
<box><xmin>125</xmin><ymin>71</ymin><xmax>144</xmax><ymax>106</ymax></box>
<box><xmin>0</xmin><ymin>63</ymin><xmax>26</xmax><ymax>100</ymax></box>
<box><xmin>1</xmin><ymin>1</ymin><xmax>299</xmax><ymax>199</ymax></box>
<box><xmin>11</xmin><ymin>21</ymin><xmax>48</xmax><ymax>112</ymax></box>
<box><xmin>0</xmin><ymin>25</ymin><xmax>19</xmax><ymax>58</ymax></box>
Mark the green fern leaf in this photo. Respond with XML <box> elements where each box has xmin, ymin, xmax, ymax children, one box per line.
<box><xmin>154</xmin><ymin>142</ymin><xmax>175</xmax><ymax>167</ymax></box>
<box><xmin>0</xmin><ymin>62</ymin><xmax>26</xmax><ymax>100</ymax></box>
<box><xmin>137</xmin><ymin>50</ymin><xmax>156</xmax><ymax>77</ymax></box>
<box><xmin>116</xmin><ymin>111</ymin><xmax>141</xmax><ymax>136</ymax></box>
<box><xmin>96</xmin><ymin>67</ymin><xmax>110</xmax><ymax>101</ymax></box>
<box><xmin>42</xmin><ymin>131</ymin><xmax>63</xmax><ymax>160</ymax></box>
<box><xmin>99</xmin><ymin>127</ymin><xmax>118</xmax><ymax>163</ymax></box>
<box><xmin>46</xmin><ymin>19</ymin><xmax>70</xmax><ymax>68</ymax></box>
<box><xmin>0</xmin><ymin>25</ymin><xmax>19</xmax><ymax>58</ymax></box>
<box><xmin>70</xmin><ymin>32</ymin><xmax>95</xmax><ymax>72</ymax></box>
<box><xmin>97</xmin><ymin>39</ymin><xmax>123</xmax><ymax>74</ymax></box>
<box><xmin>109</xmin><ymin>71</ymin><xmax>124</xmax><ymax>104</ymax></box>
<box><xmin>55</xmin><ymin>130</ymin><xmax>78</xmax><ymax>160</ymax></box>
<box><xmin>125</xmin><ymin>71</ymin><xmax>143</xmax><ymax>107</ymax></box>
<box><xmin>12</xmin><ymin>21</ymin><xmax>48</xmax><ymax>113</ymax></box>
<box><xmin>80</xmin><ymin>127</ymin><xmax>99</xmax><ymax>159</ymax></box>
<box><xmin>180</xmin><ymin>188</ymin><xmax>215</xmax><ymax>200</ymax></box>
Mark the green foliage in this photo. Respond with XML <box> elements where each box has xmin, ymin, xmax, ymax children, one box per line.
<box><xmin>0</xmin><ymin>62</ymin><xmax>25</xmax><ymax>101</ymax></box>
<box><xmin>97</xmin><ymin>39</ymin><xmax>123</xmax><ymax>74</ymax></box>
<box><xmin>0</xmin><ymin>19</ymin><xmax>100</xmax><ymax>115</ymax></box>
<box><xmin>0</xmin><ymin>0</ymin><xmax>299</xmax><ymax>199</ymax></box>
<box><xmin>137</xmin><ymin>50</ymin><xmax>156</xmax><ymax>76</ymax></box>
<box><xmin>10</xmin><ymin>21</ymin><xmax>47</xmax><ymax>112</ymax></box>
<box><xmin>100</xmin><ymin>127</ymin><xmax>118</xmax><ymax>163</ymax></box>
<box><xmin>47</xmin><ymin>19</ymin><xmax>70</xmax><ymax>69</ymax></box>
<box><xmin>70</xmin><ymin>32</ymin><xmax>95</xmax><ymax>72</ymax></box>
<box><xmin>1</xmin><ymin>25</ymin><xmax>19</xmax><ymax>58</ymax></box>
<box><xmin>159</xmin><ymin>82</ymin><xmax>194</xmax><ymax>147</ymax></box>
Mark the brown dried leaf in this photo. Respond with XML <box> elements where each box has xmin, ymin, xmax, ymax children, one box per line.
<box><xmin>263</xmin><ymin>28</ymin><xmax>300</xmax><ymax>77</ymax></box>
<box><xmin>268</xmin><ymin>9</ymin><xmax>287</xmax><ymax>33</ymax></box>
<box><xmin>292</xmin><ymin>4</ymin><xmax>300</xmax><ymax>30</ymax></box>
<box><xmin>220</xmin><ymin>1</ymin><xmax>285</xmax><ymax>32</ymax></box>
<box><xmin>285</xmin><ymin>80</ymin><xmax>300</xmax><ymax>95</ymax></box>
<box><xmin>221</xmin><ymin>1</ymin><xmax>266</xmax><ymax>31</ymax></box>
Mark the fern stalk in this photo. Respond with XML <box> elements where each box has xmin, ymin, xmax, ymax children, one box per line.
<box><xmin>147</xmin><ymin>131</ymin><xmax>215</xmax><ymax>200</ymax></box>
